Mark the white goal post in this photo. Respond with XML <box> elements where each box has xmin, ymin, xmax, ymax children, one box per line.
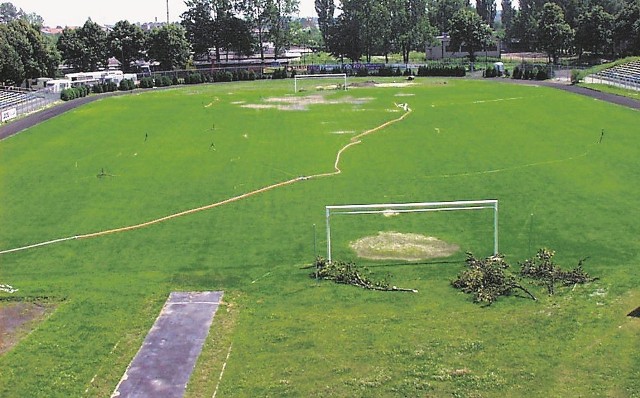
<box><xmin>294</xmin><ymin>73</ymin><xmax>347</xmax><ymax>92</ymax></box>
<box><xmin>325</xmin><ymin>200</ymin><xmax>499</xmax><ymax>263</ymax></box>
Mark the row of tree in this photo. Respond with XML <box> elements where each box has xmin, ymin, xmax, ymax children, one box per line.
<box><xmin>503</xmin><ymin>0</ymin><xmax>640</xmax><ymax>62</ymax></box>
<box><xmin>317</xmin><ymin>0</ymin><xmax>640</xmax><ymax>64</ymax></box>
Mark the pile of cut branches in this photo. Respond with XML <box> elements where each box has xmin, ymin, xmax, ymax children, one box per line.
<box><xmin>452</xmin><ymin>253</ymin><xmax>536</xmax><ymax>304</ymax></box>
<box><xmin>452</xmin><ymin>249</ymin><xmax>598</xmax><ymax>305</ymax></box>
<box><xmin>519</xmin><ymin>248</ymin><xmax>598</xmax><ymax>295</ymax></box>
<box><xmin>312</xmin><ymin>257</ymin><xmax>417</xmax><ymax>292</ymax></box>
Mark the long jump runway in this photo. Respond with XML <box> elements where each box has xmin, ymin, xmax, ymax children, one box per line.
<box><xmin>112</xmin><ymin>291</ymin><xmax>223</xmax><ymax>398</ymax></box>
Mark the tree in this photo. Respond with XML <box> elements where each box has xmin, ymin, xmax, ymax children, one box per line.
<box><xmin>538</xmin><ymin>2</ymin><xmax>573</xmax><ymax>63</ymax></box>
<box><xmin>269</xmin><ymin>0</ymin><xmax>299</xmax><ymax>58</ymax></box>
<box><xmin>240</xmin><ymin>0</ymin><xmax>272</xmax><ymax>62</ymax></box>
<box><xmin>390</xmin><ymin>0</ymin><xmax>433</xmax><ymax>64</ymax></box>
<box><xmin>2</xmin><ymin>19</ymin><xmax>59</xmax><ymax>86</ymax></box>
<box><xmin>315</xmin><ymin>0</ymin><xmax>335</xmax><ymax>49</ymax></box>
<box><xmin>108</xmin><ymin>20</ymin><xmax>146</xmax><ymax>73</ymax></box>
<box><xmin>0</xmin><ymin>24</ymin><xmax>23</xmax><ymax>84</ymax></box>
<box><xmin>427</xmin><ymin>0</ymin><xmax>468</xmax><ymax>34</ymax></box>
<box><xmin>615</xmin><ymin>0</ymin><xmax>640</xmax><ymax>54</ymax></box>
<box><xmin>500</xmin><ymin>0</ymin><xmax>514</xmax><ymax>30</ymax></box>
<box><xmin>476</xmin><ymin>0</ymin><xmax>497</xmax><ymax>28</ymax></box>
<box><xmin>57</xmin><ymin>19</ymin><xmax>108</xmax><ymax>71</ymax></box>
<box><xmin>326</xmin><ymin>1</ymin><xmax>364</xmax><ymax>62</ymax></box>
<box><xmin>448</xmin><ymin>8</ymin><xmax>494</xmax><ymax>64</ymax></box>
<box><xmin>0</xmin><ymin>2</ymin><xmax>21</xmax><ymax>23</ymax></box>
<box><xmin>147</xmin><ymin>23</ymin><xmax>191</xmax><ymax>71</ymax></box>
<box><xmin>507</xmin><ymin>10</ymin><xmax>538</xmax><ymax>51</ymax></box>
<box><xmin>575</xmin><ymin>5</ymin><xmax>614</xmax><ymax>57</ymax></box>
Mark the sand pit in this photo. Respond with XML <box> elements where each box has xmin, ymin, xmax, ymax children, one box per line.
<box><xmin>350</xmin><ymin>231</ymin><xmax>459</xmax><ymax>261</ymax></box>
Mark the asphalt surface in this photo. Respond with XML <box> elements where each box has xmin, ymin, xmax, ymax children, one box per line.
<box><xmin>112</xmin><ymin>291</ymin><xmax>224</xmax><ymax>398</ymax></box>
<box><xmin>1</xmin><ymin>81</ymin><xmax>639</xmax><ymax>142</ymax></box>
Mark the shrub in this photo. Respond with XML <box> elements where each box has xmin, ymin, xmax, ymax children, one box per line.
<box><xmin>417</xmin><ymin>65</ymin><xmax>465</xmax><ymax>77</ymax></box>
<box><xmin>139</xmin><ymin>77</ymin><xmax>154</xmax><ymax>88</ymax></box>
<box><xmin>377</xmin><ymin>66</ymin><xmax>393</xmax><ymax>77</ymax></box>
<box><xmin>184</xmin><ymin>73</ymin><xmax>203</xmax><ymax>84</ymax></box>
<box><xmin>535</xmin><ymin>68</ymin><xmax>548</xmax><ymax>80</ymax></box>
<box><xmin>92</xmin><ymin>84</ymin><xmax>104</xmax><ymax>94</ymax></box>
<box><xmin>512</xmin><ymin>66</ymin><xmax>522</xmax><ymax>79</ymax></box>
<box><xmin>484</xmin><ymin>66</ymin><xmax>498</xmax><ymax>78</ymax></box>
<box><xmin>119</xmin><ymin>79</ymin><xmax>135</xmax><ymax>91</ymax></box>
<box><xmin>356</xmin><ymin>67</ymin><xmax>369</xmax><ymax>77</ymax></box>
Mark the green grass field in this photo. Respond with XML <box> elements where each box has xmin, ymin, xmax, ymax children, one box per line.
<box><xmin>1</xmin><ymin>78</ymin><xmax>639</xmax><ymax>397</ymax></box>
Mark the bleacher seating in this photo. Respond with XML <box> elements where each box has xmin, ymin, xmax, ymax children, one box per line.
<box><xmin>589</xmin><ymin>60</ymin><xmax>640</xmax><ymax>90</ymax></box>
<box><xmin>0</xmin><ymin>88</ymin><xmax>32</xmax><ymax>110</ymax></box>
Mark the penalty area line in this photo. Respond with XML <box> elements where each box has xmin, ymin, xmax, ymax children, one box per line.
<box><xmin>213</xmin><ymin>343</ymin><xmax>233</xmax><ymax>398</ymax></box>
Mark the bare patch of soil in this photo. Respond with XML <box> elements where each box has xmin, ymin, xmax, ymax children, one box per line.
<box><xmin>351</xmin><ymin>231</ymin><xmax>459</xmax><ymax>261</ymax></box>
<box><xmin>240</xmin><ymin>94</ymin><xmax>373</xmax><ymax>111</ymax></box>
<box><xmin>0</xmin><ymin>301</ymin><xmax>54</xmax><ymax>355</ymax></box>
<box><xmin>375</xmin><ymin>82</ymin><xmax>416</xmax><ymax>88</ymax></box>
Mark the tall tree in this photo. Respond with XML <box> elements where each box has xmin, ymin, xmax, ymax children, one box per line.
<box><xmin>575</xmin><ymin>5</ymin><xmax>614</xmax><ymax>56</ymax></box>
<box><xmin>181</xmin><ymin>0</ymin><xmax>216</xmax><ymax>59</ymax></box>
<box><xmin>315</xmin><ymin>0</ymin><xmax>335</xmax><ymax>49</ymax></box>
<box><xmin>448</xmin><ymin>8</ymin><xmax>493</xmax><ymax>64</ymax></box>
<box><xmin>240</xmin><ymin>0</ymin><xmax>272</xmax><ymax>62</ymax></box>
<box><xmin>0</xmin><ymin>2</ymin><xmax>21</xmax><ymax>23</ymax></box>
<box><xmin>147</xmin><ymin>23</ymin><xmax>191</xmax><ymax>70</ymax></box>
<box><xmin>427</xmin><ymin>0</ymin><xmax>468</xmax><ymax>33</ymax></box>
<box><xmin>615</xmin><ymin>0</ymin><xmax>640</xmax><ymax>54</ymax></box>
<box><xmin>507</xmin><ymin>10</ymin><xmax>539</xmax><ymax>51</ymax></box>
<box><xmin>4</xmin><ymin>19</ymin><xmax>59</xmax><ymax>85</ymax></box>
<box><xmin>57</xmin><ymin>19</ymin><xmax>108</xmax><ymax>71</ymax></box>
<box><xmin>476</xmin><ymin>0</ymin><xmax>497</xmax><ymax>27</ymax></box>
<box><xmin>108</xmin><ymin>20</ymin><xmax>146</xmax><ymax>73</ymax></box>
<box><xmin>0</xmin><ymin>23</ymin><xmax>24</xmax><ymax>84</ymax></box>
<box><xmin>390</xmin><ymin>0</ymin><xmax>433</xmax><ymax>64</ymax></box>
<box><xmin>500</xmin><ymin>0</ymin><xmax>514</xmax><ymax>31</ymax></box>
<box><xmin>269</xmin><ymin>0</ymin><xmax>299</xmax><ymax>57</ymax></box>
<box><xmin>538</xmin><ymin>2</ymin><xmax>573</xmax><ymax>63</ymax></box>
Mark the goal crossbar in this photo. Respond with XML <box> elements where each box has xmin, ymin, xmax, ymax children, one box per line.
<box><xmin>325</xmin><ymin>200</ymin><xmax>499</xmax><ymax>262</ymax></box>
<box><xmin>294</xmin><ymin>73</ymin><xmax>347</xmax><ymax>92</ymax></box>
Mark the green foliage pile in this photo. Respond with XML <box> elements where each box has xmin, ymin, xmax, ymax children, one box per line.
<box><xmin>452</xmin><ymin>253</ymin><xmax>537</xmax><ymax>304</ymax></box>
<box><xmin>520</xmin><ymin>248</ymin><xmax>597</xmax><ymax>295</ymax></box>
<box><xmin>312</xmin><ymin>257</ymin><xmax>417</xmax><ymax>292</ymax></box>
<box><xmin>453</xmin><ymin>249</ymin><xmax>598</xmax><ymax>305</ymax></box>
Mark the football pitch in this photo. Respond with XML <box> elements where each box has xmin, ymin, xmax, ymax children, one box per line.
<box><xmin>0</xmin><ymin>78</ymin><xmax>639</xmax><ymax>397</ymax></box>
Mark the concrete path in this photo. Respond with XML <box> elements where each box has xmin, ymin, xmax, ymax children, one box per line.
<box><xmin>112</xmin><ymin>291</ymin><xmax>223</xmax><ymax>398</ymax></box>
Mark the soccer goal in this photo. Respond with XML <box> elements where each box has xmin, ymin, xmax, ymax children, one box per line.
<box><xmin>325</xmin><ymin>200</ymin><xmax>499</xmax><ymax>263</ymax></box>
<box><xmin>294</xmin><ymin>73</ymin><xmax>347</xmax><ymax>93</ymax></box>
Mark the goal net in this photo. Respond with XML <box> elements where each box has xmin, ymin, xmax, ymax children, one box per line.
<box><xmin>294</xmin><ymin>73</ymin><xmax>347</xmax><ymax>93</ymax></box>
<box><xmin>324</xmin><ymin>200</ymin><xmax>499</xmax><ymax>263</ymax></box>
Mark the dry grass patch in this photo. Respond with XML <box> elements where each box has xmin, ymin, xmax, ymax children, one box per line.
<box><xmin>350</xmin><ymin>231</ymin><xmax>459</xmax><ymax>261</ymax></box>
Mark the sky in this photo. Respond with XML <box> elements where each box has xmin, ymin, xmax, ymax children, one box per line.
<box><xmin>10</xmin><ymin>0</ymin><xmax>318</xmax><ymax>27</ymax></box>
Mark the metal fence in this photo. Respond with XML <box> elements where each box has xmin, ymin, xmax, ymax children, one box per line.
<box><xmin>1</xmin><ymin>86</ymin><xmax>60</xmax><ymax>123</ymax></box>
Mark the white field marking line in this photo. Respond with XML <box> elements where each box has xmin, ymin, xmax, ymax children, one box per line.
<box><xmin>422</xmin><ymin>148</ymin><xmax>591</xmax><ymax>180</ymax></box>
<box><xmin>212</xmin><ymin>344</ymin><xmax>233</xmax><ymax>398</ymax></box>
<box><xmin>0</xmin><ymin>107</ymin><xmax>412</xmax><ymax>255</ymax></box>
<box><xmin>85</xmin><ymin>339</ymin><xmax>121</xmax><ymax>394</ymax></box>
<box><xmin>472</xmin><ymin>97</ymin><xmax>524</xmax><ymax>104</ymax></box>
<box><xmin>251</xmin><ymin>271</ymin><xmax>272</xmax><ymax>284</ymax></box>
